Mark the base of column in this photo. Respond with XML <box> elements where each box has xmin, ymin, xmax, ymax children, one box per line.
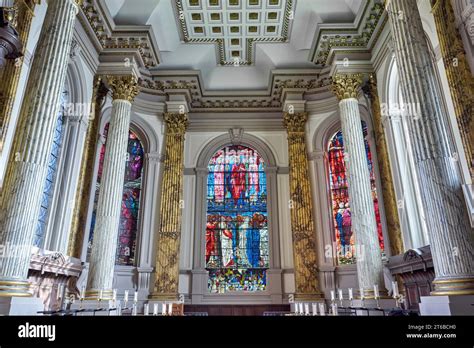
<box><xmin>149</xmin><ymin>293</ymin><xmax>179</xmax><ymax>301</ymax></box>
<box><xmin>0</xmin><ymin>280</ymin><xmax>32</xmax><ymax>297</ymax></box>
<box><xmin>0</xmin><ymin>296</ymin><xmax>44</xmax><ymax>315</ymax></box>
<box><xmin>431</xmin><ymin>278</ymin><xmax>474</xmax><ymax>296</ymax></box>
<box><xmin>294</xmin><ymin>293</ymin><xmax>325</xmax><ymax>302</ymax></box>
<box><xmin>419</xmin><ymin>295</ymin><xmax>474</xmax><ymax>316</ymax></box>
<box><xmin>84</xmin><ymin>289</ymin><xmax>114</xmax><ymax>301</ymax></box>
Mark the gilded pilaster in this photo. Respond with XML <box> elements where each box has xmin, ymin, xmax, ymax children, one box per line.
<box><xmin>0</xmin><ymin>0</ymin><xmax>37</xmax><ymax>152</ymax></box>
<box><xmin>283</xmin><ymin>112</ymin><xmax>323</xmax><ymax>301</ymax></box>
<box><xmin>67</xmin><ymin>76</ymin><xmax>108</xmax><ymax>259</ymax></box>
<box><xmin>151</xmin><ymin>112</ymin><xmax>188</xmax><ymax>301</ymax></box>
<box><xmin>431</xmin><ymin>0</ymin><xmax>474</xmax><ymax>180</ymax></box>
<box><xmin>365</xmin><ymin>75</ymin><xmax>404</xmax><ymax>256</ymax></box>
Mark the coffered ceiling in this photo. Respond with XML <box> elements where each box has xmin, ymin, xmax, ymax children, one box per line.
<box><xmin>82</xmin><ymin>0</ymin><xmax>385</xmax><ymax>93</ymax></box>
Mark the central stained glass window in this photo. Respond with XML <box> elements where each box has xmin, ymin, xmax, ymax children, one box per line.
<box><xmin>206</xmin><ymin>145</ymin><xmax>269</xmax><ymax>293</ymax></box>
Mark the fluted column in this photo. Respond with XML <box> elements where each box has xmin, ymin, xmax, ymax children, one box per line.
<box><xmin>0</xmin><ymin>0</ymin><xmax>81</xmax><ymax>297</ymax></box>
<box><xmin>85</xmin><ymin>75</ymin><xmax>138</xmax><ymax>299</ymax></box>
<box><xmin>283</xmin><ymin>112</ymin><xmax>323</xmax><ymax>301</ymax></box>
<box><xmin>151</xmin><ymin>113</ymin><xmax>188</xmax><ymax>301</ymax></box>
<box><xmin>0</xmin><ymin>0</ymin><xmax>37</xmax><ymax>152</ymax></box>
<box><xmin>364</xmin><ymin>75</ymin><xmax>404</xmax><ymax>256</ymax></box>
<box><xmin>431</xmin><ymin>0</ymin><xmax>474</xmax><ymax>180</ymax></box>
<box><xmin>332</xmin><ymin>74</ymin><xmax>385</xmax><ymax>298</ymax></box>
<box><xmin>67</xmin><ymin>76</ymin><xmax>108</xmax><ymax>259</ymax></box>
<box><xmin>387</xmin><ymin>0</ymin><xmax>474</xmax><ymax>295</ymax></box>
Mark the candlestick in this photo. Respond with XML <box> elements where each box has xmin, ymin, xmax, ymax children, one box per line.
<box><xmin>99</xmin><ymin>289</ymin><xmax>103</xmax><ymax>301</ymax></box>
<box><xmin>374</xmin><ymin>284</ymin><xmax>380</xmax><ymax>299</ymax></box>
<box><xmin>112</xmin><ymin>289</ymin><xmax>117</xmax><ymax>302</ymax></box>
<box><xmin>304</xmin><ymin>303</ymin><xmax>310</xmax><ymax>316</ymax></box>
<box><xmin>319</xmin><ymin>303</ymin><xmax>326</xmax><ymax>316</ymax></box>
<box><xmin>168</xmin><ymin>303</ymin><xmax>173</xmax><ymax>316</ymax></box>
<box><xmin>348</xmin><ymin>288</ymin><xmax>353</xmax><ymax>300</ymax></box>
<box><xmin>80</xmin><ymin>285</ymin><xmax>85</xmax><ymax>300</ymax></box>
<box><xmin>298</xmin><ymin>302</ymin><xmax>304</xmax><ymax>315</ymax></box>
<box><xmin>338</xmin><ymin>289</ymin><xmax>343</xmax><ymax>301</ymax></box>
<box><xmin>312</xmin><ymin>303</ymin><xmax>318</xmax><ymax>316</ymax></box>
<box><xmin>56</xmin><ymin>284</ymin><xmax>63</xmax><ymax>301</ymax></box>
<box><xmin>134</xmin><ymin>291</ymin><xmax>138</xmax><ymax>303</ymax></box>
<box><xmin>153</xmin><ymin>303</ymin><xmax>159</xmax><ymax>316</ymax></box>
<box><xmin>359</xmin><ymin>287</ymin><xmax>364</xmax><ymax>300</ymax></box>
<box><xmin>330</xmin><ymin>290</ymin><xmax>335</xmax><ymax>302</ymax></box>
<box><xmin>162</xmin><ymin>303</ymin><xmax>166</xmax><ymax>315</ymax></box>
<box><xmin>392</xmin><ymin>281</ymin><xmax>399</xmax><ymax>298</ymax></box>
<box><xmin>332</xmin><ymin>303</ymin><xmax>338</xmax><ymax>316</ymax></box>
<box><xmin>124</xmin><ymin>290</ymin><xmax>129</xmax><ymax>303</ymax></box>
<box><xmin>144</xmin><ymin>303</ymin><xmax>149</xmax><ymax>316</ymax></box>
<box><xmin>132</xmin><ymin>303</ymin><xmax>137</xmax><ymax>316</ymax></box>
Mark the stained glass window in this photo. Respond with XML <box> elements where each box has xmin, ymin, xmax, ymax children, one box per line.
<box><xmin>35</xmin><ymin>91</ymin><xmax>68</xmax><ymax>247</ymax></box>
<box><xmin>206</xmin><ymin>146</ymin><xmax>269</xmax><ymax>293</ymax></box>
<box><xmin>88</xmin><ymin>123</ymin><xmax>145</xmax><ymax>266</ymax></box>
<box><xmin>328</xmin><ymin>121</ymin><xmax>384</xmax><ymax>265</ymax></box>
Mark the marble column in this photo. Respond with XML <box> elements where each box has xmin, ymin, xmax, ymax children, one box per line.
<box><xmin>332</xmin><ymin>74</ymin><xmax>386</xmax><ymax>298</ymax></box>
<box><xmin>387</xmin><ymin>0</ymin><xmax>474</xmax><ymax>296</ymax></box>
<box><xmin>283</xmin><ymin>112</ymin><xmax>323</xmax><ymax>301</ymax></box>
<box><xmin>151</xmin><ymin>113</ymin><xmax>188</xmax><ymax>301</ymax></box>
<box><xmin>364</xmin><ymin>75</ymin><xmax>404</xmax><ymax>256</ymax></box>
<box><xmin>0</xmin><ymin>0</ymin><xmax>81</xmax><ymax>297</ymax></box>
<box><xmin>68</xmin><ymin>76</ymin><xmax>108</xmax><ymax>259</ymax></box>
<box><xmin>431</xmin><ymin>0</ymin><xmax>474</xmax><ymax>180</ymax></box>
<box><xmin>85</xmin><ymin>75</ymin><xmax>138</xmax><ymax>300</ymax></box>
<box><xmin>0</xmin><ymin>0</ymin><xmax>37</xmax><ymax>152</ymax></box>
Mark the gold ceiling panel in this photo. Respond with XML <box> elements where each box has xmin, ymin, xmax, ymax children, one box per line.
<box><xmin>176</xmin><ymin>0</ymin><xmax>293</xmax><ymax>66</ymax></box>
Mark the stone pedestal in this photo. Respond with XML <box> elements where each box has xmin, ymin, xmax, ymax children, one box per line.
<box><xmin>0</xmin><ymin>297</ymin><xmax>44</xmax><ymax>316</ymax></box>
<box><xmin>419</xmin><ymin>295</ymin><xmax>474</xmax><ymax>316</ymax></box>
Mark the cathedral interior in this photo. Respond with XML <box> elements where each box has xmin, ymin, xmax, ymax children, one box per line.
<box><xmin>0</xmin><ymin>0</ymin><xmax>473</xmax><ymax>322</ymax></box>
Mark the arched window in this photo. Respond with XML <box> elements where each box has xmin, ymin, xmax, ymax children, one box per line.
<box><xmin>88</xmin><ymin>123</ymin><xmax>145</xmax><ymax>266</ymax></box>
<box><xmin>327</xmin><ymin>121</ymin><xmax>384</xmax><ymax>264</ymax></box>
<box><xmin>34</xmin><ymin>90</ymin><xmax>68</xmax><ymax>247</ymax></box>
<box><xmin>206</xmin><ymin>145</ymin><xmax>269</xmax><ymax>293</ymax></box>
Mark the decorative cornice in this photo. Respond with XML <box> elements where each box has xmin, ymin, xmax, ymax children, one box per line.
<box><xmin>107</xmin><ymin>75</ymin><xmax>139</xmax><ymax>102</ymax></box>
<box><xmin>78</xmin><ymin>0</ymin><xmax>159</xmax><ymax>68</ymax></box>
<box><xmin>311</xmin><ymin>0</ymin><xmax>386</xmax><ymax>67</ymax></box>
<box><xmin>332</xmin><ymin>74</ymin><xmax>363</xmax><ymax>100</ymax></box>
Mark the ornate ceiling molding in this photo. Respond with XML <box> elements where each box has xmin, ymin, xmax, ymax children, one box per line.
<box><xmin>310</xmin><ymin>0</ymin><xmax>386</xmax><ymax>67</ymax></box>
<box><xmin>175</xmin><ymin>0</ymin><xmax>293</xmax><ymax>66</ymax></box>
<box><xmin>78</xmin><ymin>0</ymin><xmax>160</xmax><ymax>68</ymax></box>
<box><xmin>138</xmin><ymin>70</ymin><xmax>333</xmax><ymax>112</ymax></box>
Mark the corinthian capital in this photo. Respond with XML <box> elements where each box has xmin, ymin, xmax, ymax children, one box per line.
<box><xmin>332</xmin><ymin>74</ymin><xmax>363</xmax><ymax>100</ymax></box>
<box><xmin>106</xmin><ymin>75</ymin><xmax>139</xmax><ymax>102</ymax></box>
<box><xmin>164</xmin><ymin>112</ymin><xmax>188</xmax><ymax>134</ymax></box>
<box><xmin>283</xmin><ymin>112</ymin><xmax>308</xmax><ymax>133</ymax></box>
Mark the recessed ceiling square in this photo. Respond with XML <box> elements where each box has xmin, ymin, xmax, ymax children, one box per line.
<box><xmin>229</xmin><ymin>13</ymin><xmax>240</xmax><ymax>20</ymax></box>
<box><xmin>212</xmin><ymin>27</ymin><xmax>222</xmax><ymax>33</ymax></box>
<box><xmin>268</xmin><ymin>0</ymin><xmax>279</xmax><ymax>5</ymax></box>
<box><xmin>229</xmin><ymin>0</ymin><xmax>239</xmax><ymax>6</ymax></box>
<box><xmin>267</xmin><ymin>12</ymin><xmax>278</xmax><ymax>20</ymax></box>
<box><xmin>210</xmin><ymin>13</ymin><xmax>221</xmax><ymax>20</ymax></box>
<box><xmin>189</xmin><ymin>0</ymin><xmax>200</xmax><ymax>6</ymax></box>
<box><xmin>267</xmin><ymin>25</ymin><xmax>276</xmax><ymax>33</ymax></box>
<box><xmin>249</xmin><ymin>26</ymin><xmax>258</xmax><ymax>33</ymax></box>
<box><xmin>231</xmin><ymin>38</ymin><xmax>240</xmax><ymax>45</ymax></box>
<box><xmin>249</xmin><ymin>0</ymin><xmax>259</xmax><ymax>5</ymax></box>
<box><xmin>209</xmin><ymin>0</ymin><xmax>219</xmax><ymax>5</ymax></box>
<box><xmin>230</xmin><ymin>26</ymin><xmax>240</xmax><ymax>33</ymax></box>
<box><xmin>191</xmin><ymin>13</ymin><xmax>202</xmax><ymax>20</ymax></box>
<box><xmin>194</xmin><ymin>26</ymin><xmax>204</xmax><ymax>33</ymax></box>
<box><xmin>249</xmin><ymin>12</ymin><xmax>259</xmax><ymax>20</ymax></box>
<box><xmin>231</xmin><ymin>50</ymin><xmax>240</xmax><ymax>57</ymax></box>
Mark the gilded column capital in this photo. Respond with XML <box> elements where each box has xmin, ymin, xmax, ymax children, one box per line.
<box><xmin>164</xmin><ymin>112</ymin><xmax>188</xmax><ymax>134</ymax></box>
<box><xmin>332</xmin><ymin>74</ymin><xmax>363</xmax><ymax>100</ymax></box>
<box><xmin>106</xmin><ymin>75</ymin><xmax>139</xmax><ymax>102</ymax></box>
<box><xmin>283</xmin><ymin>112</ymin><xmax>308</xmax><ymax>133</ymax></box>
